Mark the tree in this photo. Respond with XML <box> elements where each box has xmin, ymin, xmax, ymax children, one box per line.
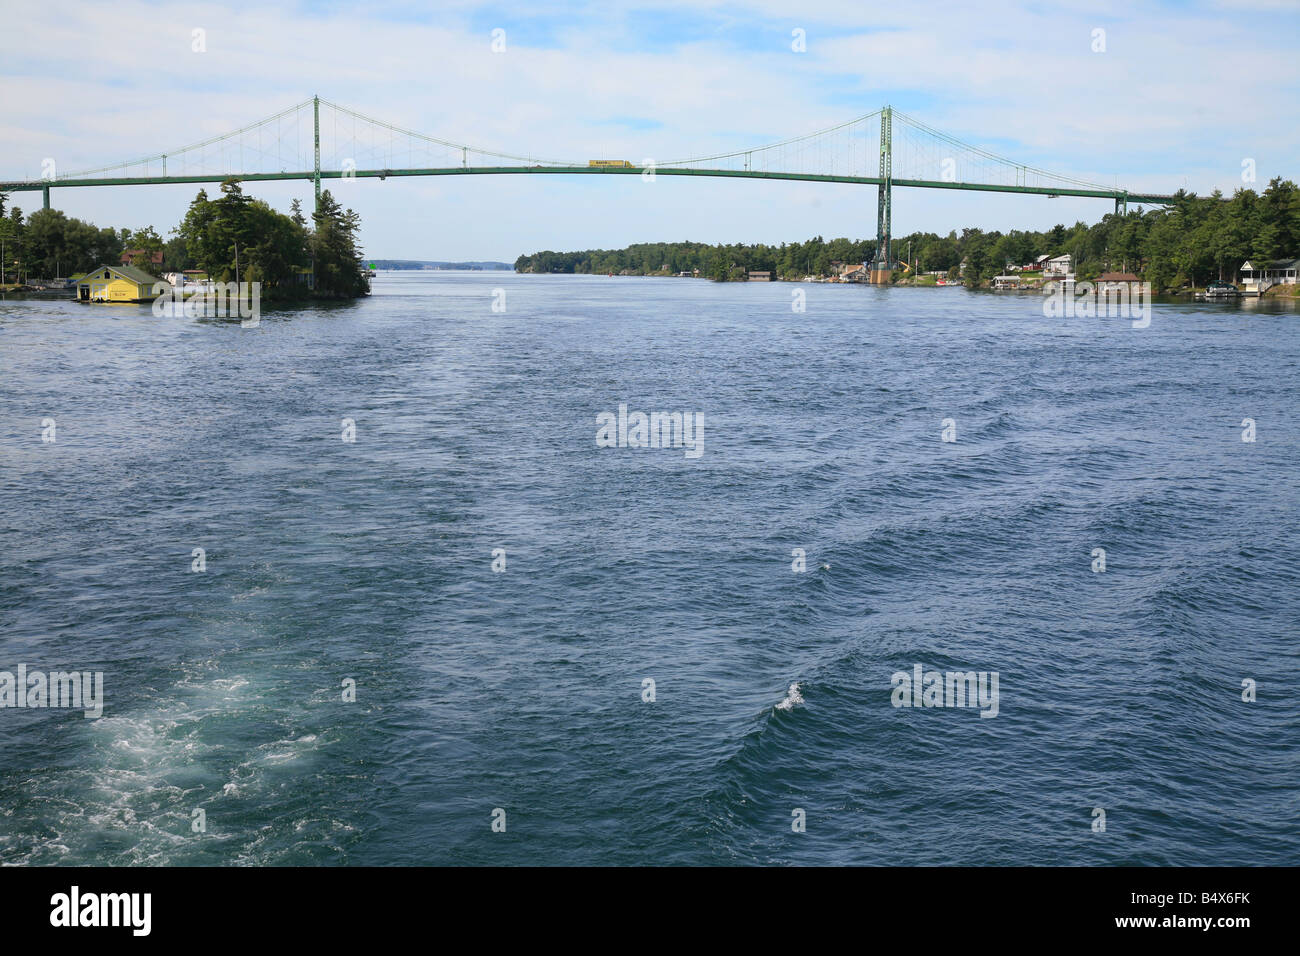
<box><xmin>1257</xmin><ymin>178</ymin><xmax>1300</xmax><ymax>260</ymax></box>
<box><xmin>20</xmin><ymin>208</ymin><xmax>123</xmax><ymax>278</ymax></box>
<box><xmin>0</xmin><ymin>211</ymin><xmax>18</xmax><ymax>285</ymax></box>
<box><xmin>127</xmin><ymin>226</ymin><xmax>164</xmax><ymax>273</ymax></box>
<box><xmin>309</xmin><ymin>190</ymin><xmax>369</xmax><ymax>297</ymax></box>
<box><xmin>176</xmin><ymin>182</ymin><xmax>311</xmax><ymax>294</ymax></box>
<box><xmin>162</xmin><ymin>235</ymin><xmax>188</xmax><ymax>272</ymax></box>
<box><xmin>510</xmin><ymin>182</ymin><xmax>1300</xmax><ymax>291</ymax></box>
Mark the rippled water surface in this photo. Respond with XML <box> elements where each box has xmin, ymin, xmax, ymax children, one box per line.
<box><xmin>2</xmin><ymin>273</ymin><xmax>1297</xmax><ymax>865</ymax></box>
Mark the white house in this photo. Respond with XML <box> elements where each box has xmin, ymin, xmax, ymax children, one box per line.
<box><xmin>1044</xmin><ymin>254</ymin><xmax>1073</xmax><ymax>277</ymax></box>
<box><xmin>1272</xmin><ymin>258</ymin><xmax>1299</xmax><ymax>284</ymax></box>
<box><xmin>1240</xmin><ymin>258</ymin><xmax>1299</xmax><ymax>292</ymax></box>
<box><xmin>1260</xmin><ymin>258</ymin><xmax>1296</xmax><ymax>284</ymax></box>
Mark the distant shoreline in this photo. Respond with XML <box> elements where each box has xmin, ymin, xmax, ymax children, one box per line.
<box><xmin>369</xmin><ymin>259</ymin><xmax>511</xmax><ymax>271</ymax></box>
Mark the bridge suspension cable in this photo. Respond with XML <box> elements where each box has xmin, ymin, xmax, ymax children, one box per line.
<box><xmin>53</xmin><ymin>100</ymin><xmax>316</xmax><ymax>182</ymax></box>
<box><xmin>890</xmin><ymin>108</ymin><xmax>1113</xmax><ymax>192</ymax></box>
<box><xmin>315</xmin><ymin>99</ymin><xmax>581</xmax><ymax>168</ymax></box>
<box><xmin>1</xmin><ymin>97</ymin><xmax>1174</xmax><ymax>209</ymax></box>
<box><xmin>658</xmin><ymin>108</ymin><xmax>883</xmax><ymax>178</ymax></box>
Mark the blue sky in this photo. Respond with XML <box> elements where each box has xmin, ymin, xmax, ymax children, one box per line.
<box><xmin>3</xmin><ymin>0</ymin><xmax>1297</xmax><ymax>260</ymax></box>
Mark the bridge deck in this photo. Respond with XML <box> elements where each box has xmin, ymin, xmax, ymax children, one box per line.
<box><xmin>0</xmin><ymin>166</ymin><xmax>1177</xmax><ymax>206</ymax></box>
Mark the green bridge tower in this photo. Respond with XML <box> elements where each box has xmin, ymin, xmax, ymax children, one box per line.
<box><xmin>870</xmin><ymin>106</ymin><xmax>893</xmax><ymax>284</ymax></box>
<box><xmin>313</xmin><ymin>95</ymin><xmax>321</xmax><ymax>216</ymax></box>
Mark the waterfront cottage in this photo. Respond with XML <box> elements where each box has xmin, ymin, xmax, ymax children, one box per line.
<box><xmin>1240</xmin><ymin>258</ymin><xmax>1299</xmax><ymax>293</ymax></box>
<box><xmin>1248</xmin><ymin>258</ymin><xmax>1298</xmax><ymax>285</ymax></box>
<box><xmin>1044</xmin><ymin>254</ymin><xmax>1073</xmax><ymax>276</ymax></box>
<box><xmin>1265</xmin><ymin>258</ymin><xmax>1298</xmax><ymax>284</ymax></box>
<box><xmin>76</xmin><ymin>264</ymin><xmax>164</xmax><ymax>303</ymax></box>
<box><xmin>1097</xmin><ymin>271</ymin><xmax>1141</xmax><ymax>292</ymax></box>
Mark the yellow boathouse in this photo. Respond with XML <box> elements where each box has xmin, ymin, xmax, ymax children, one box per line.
<box><xmin>76</xmin><ymin>264</ymin><xmax>165</xmax><ymax>303</ymax></box>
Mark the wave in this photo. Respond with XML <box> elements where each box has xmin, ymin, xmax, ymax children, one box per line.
<box><xmin>775</xmin><ymin>682</ymin><xmax>804</xmax><ymax>711</ymax></box>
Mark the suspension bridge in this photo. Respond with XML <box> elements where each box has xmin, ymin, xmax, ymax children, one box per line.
<box><xmin>1</xmin><ymin>96</ymin><xmax>1178</xmax><ymax>282</ymax></box>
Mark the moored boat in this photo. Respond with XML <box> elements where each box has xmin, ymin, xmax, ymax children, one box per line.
<box><xmin>1200</xmin><ymin>280</ymin><xmax>1239</xmax><ymax>299</ymax></box>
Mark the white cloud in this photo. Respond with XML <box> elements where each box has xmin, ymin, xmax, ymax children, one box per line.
<box><xmin>3</xmin><ymin>0</ymin><xmax>1295</xmax><ymax>259</ymax></box>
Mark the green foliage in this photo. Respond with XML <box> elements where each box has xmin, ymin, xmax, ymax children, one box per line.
<box><xmin>515</xmin><ymin>179</ymin><xmax>1300</xmax><ymax>291</ymax></box>
<box><xmin>176</xmin><ymin>180</ymin><xmax>307</xmax><ymax>289</ymax></box>
<box><xmin>515</xmin><ymin>236</ymin><xmax>877</xmax><ymax>280</ymax></box>
<box><xmin>6</xmin><ymin>183</ymin><xmax>370</xmax><ymax>300</ymax></box>
<box><xmin>162</xmin><ymin>235</ymin><xmax>188</xmax><ymax>272</ymax></box>
<box><xmin>0</xmin><ymin>207</ymin><xmax>20</xmax><ymax>284</ymax></box>
<box><xmin>173</xmin><ymin>182</ymin><xmax>368</xmax><ymax>298</ymax></box>
<box><xmin>126</xmin><ymin>225</ymin><xmax>164</xmax><ymax>273</ymax></box>
<box><xmin>16</xmin><ymin>208</ymin><xmax>123</xmax><ymax>278</ymax></box>
<box><xmin>309</xmin><ymin>190</ymin><xmax>370</xmax><ymax>298</ymax></box>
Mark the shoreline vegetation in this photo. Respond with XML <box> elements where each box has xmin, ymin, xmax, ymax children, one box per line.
<box><xmin>0</xmin><ymin>179</ymin><xmax>370</xmax><ymax>301</ymax></box>
<box><xmin>514</xmin><ymin>178</ymin><xmax>1300</xmax><ymax>296</ymax></box>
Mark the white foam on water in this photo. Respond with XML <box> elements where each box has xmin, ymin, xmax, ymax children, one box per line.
<box><xmin>15</xmin><ymin>667</ymin><xmax>275</xmax><ymax>863</ymax></box>
<box><xmin>776</xmin><ymin>682</ymin><xmax>804</xmax><ymax>711</ymax></box>
<box><xmin>210</xmin><ymin>677</ymin><xmax>249</xmax><ymax>691</ymax></box>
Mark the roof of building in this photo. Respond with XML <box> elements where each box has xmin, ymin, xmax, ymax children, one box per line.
<box><xmin>1099</xmin><ymin>272</ymin><xmax>1140</xmax><ymax>281</ymax></box>
<box><xmin>79</xmin><ymin>263</ymin><xmax>164</xmax><ymax>286</ymax></box>
<box><xmin>1048</xmin><ymin>254</ymin><xmax>1072</xmax><ymax>261</ymax></box>
<box><xmin>114</xmin><ymin>264</ymin><xmax>165</xmax><ymax>285</ymax></box>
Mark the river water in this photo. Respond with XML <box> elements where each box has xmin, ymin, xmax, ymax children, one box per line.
<box><xmin>1</xmin><ymin>273</ymin><xmax>1297</xmax><ymax>865</ymax></box>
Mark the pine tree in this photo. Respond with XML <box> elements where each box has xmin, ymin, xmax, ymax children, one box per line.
<box><xmin>309</xmin><ymin>190</ymin><xmax>369</xmax><ymax>298</ymax></box>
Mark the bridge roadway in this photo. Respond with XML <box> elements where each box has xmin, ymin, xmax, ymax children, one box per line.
<box><xmin>1</xmin><ymin>165</ymin><xmax>1178</xmax><ymax>209</ymax></box>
